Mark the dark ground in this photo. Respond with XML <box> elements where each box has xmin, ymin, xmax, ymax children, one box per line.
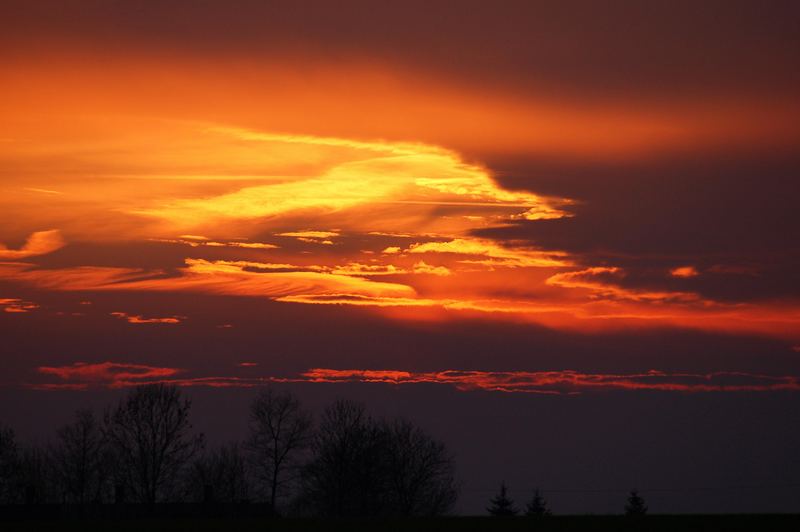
<box><xmin>2</xmin><ymin>515</ymin><xmax>800</xmax><ymax>532</ymax></box>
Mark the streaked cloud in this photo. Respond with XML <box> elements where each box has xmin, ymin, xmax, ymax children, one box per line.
<box><xmin>23</xmin><ymin>187</ymin><xmax>63</xmax><ymax>195</ymax></box>
<box><xmin>407</xmin><ymin>238</ymin><xmax>570</xmax><ymax>268</ymax></box>
<box><xmin>129</xmin><ymin>126</ymin><xmax>570</xmax><ymax>236</ymax></box>
<box><xmin>37</xmin><ymin>362</ymin><xmax>181</xmax><ymax>389</ymax></box>
<box><xmin>300</xmin><ymin>368</ymin><xmax>800</xmax><ymax>394</ymax></box>
<box><xmin>277</xmin><ymin>231</ymin><xmax>340</xmax><ymax>239</ymax></box>
<box><xmin>546</xmin><ymin>267</ymin><xmax>700</xmax><ymax>303</ymax></box>
<box><xmin>31</xmin><ymin>363</ymin><xmax>800</xmax><ymax>394</ymax></box>
<box><xmin>151</xmin><ymin>237</ymin><xmax>278</xmax><ymax>249</ymax></box>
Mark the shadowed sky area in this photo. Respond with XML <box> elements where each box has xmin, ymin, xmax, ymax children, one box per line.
<box><xmin>1</xmin><ymin>0</ymin><xmax>800</xmax><ymax>515</ymax></box>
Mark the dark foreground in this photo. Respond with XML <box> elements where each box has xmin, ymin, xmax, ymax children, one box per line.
<box><xmin>3</xmin><ymin>514</ymin><xmax>800</xmax><ymax>532</ymax></box>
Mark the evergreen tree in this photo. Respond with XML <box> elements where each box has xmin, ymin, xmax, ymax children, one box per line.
<box><xmin>625</xmin><ymin>489</ymin><xmax>647</xmax><ymax>516</ymax></box>
<box><xmin>525</xmin><ymin>488</ymin><xmax>551</xmax><ymax>517</ymax></box>
<box><xmin>487</xmin><ymin>481</ymin><xmax>518</xmax><ymax>517</ymax></box>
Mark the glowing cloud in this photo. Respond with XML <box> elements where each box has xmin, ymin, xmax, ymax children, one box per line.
<box><xmin>277</xmin><ymin>231</ymin><xmax>340</xmax><ymax>239</ymax></box>
<box><xmin>0</xmin><ymin>230</ymin><xmax>64</xmax><ymax>259</ymax></box>
<box><xmin>110</xmin><ymin>311</ymin><xmax>185</xmax><ymax>324</ymax></box>
<box><xmin>412</xmin><ymin>261</ymin><xmax>451</xmax><ymax>276</ymax></box>
<box><xmin>32</xmin><ymin>363</ymin><xmax>800</xmax><ymax>394</ymax></box>
<box><xmin>300</xmin><ymin>368</ymin><xmax>800</xmax><ymax>394</ymax></box>
<box><xmin>126</xmin><ymin>125</ymin><xmax>569</xmax><ymax>236</ymax></box>
<box><xmin>37</xmin><ymin>362</ymin><xmax>182</xmax><ymax>389</ymax></box>
<box><xmin>152</xmin><ymin>237</ymin><xmax>278</xmax><ymax>249</ymax></box>
<box><xmin>1</xmin><ymin>116</ymin><xmax>798</xmax><ymax>343</ymax></box>
<box><xmin>0</xmin><ymin>298</ymin><xmax>39</xmax><ymax>313</ymax></box>
<box><xmin>546</xmin><ymin>267</ymin><xmax>700</xmax><ymax>303</ymax></box>
<box><xmin>670</xmin><ymin>266</ymin><xmax>700</xmax><ymax>278</ymax></box>
<box><xmin>407</xmin><ymin>238</ymin><xmax>570</xmax><ymax>268</ymax></box>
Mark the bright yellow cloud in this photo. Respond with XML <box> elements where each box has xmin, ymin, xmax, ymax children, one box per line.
<box><xmin>132</xmin><ymin>126</ymin><xmax>569</xmax><ymax>235</ymax></box>
<box><xmin>407</xmin><ymin>238</ymin><xmax>570</xmax><ymax>268</ymax></box>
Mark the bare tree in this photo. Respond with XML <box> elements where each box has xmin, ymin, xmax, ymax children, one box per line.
<box><xmin>246</xmin><ymin>387</ymin><xmax>312</xmax><ymax>512</ymax></box>
<box><xmin>49</xmin><ymin>409</ymin><xmax>110</xmax><ymax>504</ymax></box>
<box><xmin>104</xmin><ymin>384</ymin><xmax>204</xmax><ymax>503</ymax></box>
<box><xmin>383</xmin><ymin>418</ymin><xmax>458</xmax><ymax>516</ymax></box>
<box><xmin>14</xmin><ymin>444</ymin><xmax>53</xmax><ymax>504</ymax></box>
<box><xmin>0</xmin><ymin>426</ymin><xmax>48</xmax><ymax>504</ymax></box>
<box><xmin>302</xmin><ymin>400</ymin><xmax>458</xmax><ymax>518</ymax></box>
<box><xmin>186</xmin><ymin>443</ymin><xmax>249</xmax><ymax>503</ymax></box>
<box><xmin>301</xmin><ymin>399</ymin><xmax>383</xmax><ymax>517</ymax></box>
<box><xmin>0</xmin><ymin>423</ymin><xmax>17</xmax><ymax>503</ymax></box>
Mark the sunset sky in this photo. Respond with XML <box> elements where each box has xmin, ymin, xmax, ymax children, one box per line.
<box><xmin>2</xmin><ymin>0</ymin><xmax>800</xmax><ymax>514</ymax></box>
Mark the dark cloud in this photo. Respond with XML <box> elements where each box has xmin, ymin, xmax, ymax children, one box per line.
<box><xmin>477</xmin><ymin>153</ymin><xmax>800</xmax><ymax>302</ymax></box>
<box><xmin>3</xmin><ymin>284</ymin><xmax>799</xmax><ymax>391</ymax></box>
<box><xmin>1</xmin><ymin>1</ymin><xmax>799</xmax><ymax>101</ymax></box>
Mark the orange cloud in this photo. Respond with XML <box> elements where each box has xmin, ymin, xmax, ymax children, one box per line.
<box><xmin>151</xmin><ymin>237</ymin><xmax>278</xmax><ymax>249</ymax></box>
<box><xmin>277</xmin><ymin>231</ymin><xmax>340</xmax><ymax>239</ymax></box>
<box><xmin>4</xmin><ymin>257</ymin><xmax>800</xmax><ymax>340</ymax></box>
<box><xmin>37</xmin><ymin>362</ymin><xmax>181</xmax><ymax>389</ymax></box>
<box><xmin>121</xmin><ymin>126</ymin><xmax>569</xmax><ymax>238</ymax></box>
<box><xmin>411</xmin><ymin>261</ymin><xmax>451</xmax><ymax>276</ymax></box>
<box><xmin>670</xmin><ymin>266</ymin><xmax>700</xmax><ymax>278</ymax></box>
<box><xmin>300</xmin><ymin>368</ymin><xmax>800</xmax><ymax>394</ymax></box>
<box><xmin>546</xmin><ymin>267</ymin><xmax>700</xmax><ymax>303</ymax></box>
<box><xmin>110</xmin><ymin>311</ymin><xmax>185</xmax><ymax>324</ymax></box>
<box><xmin>0</xmin><ymin>298</ymin><xmax>39</xmax><ymax>313</ymax></box>
<box><xmin>0</xmin><ymin>258</ymin><xmax>418</xmax><ymax>303</ymax></box>
<box><xmin>0</xmin><ymin>107</ymin><xmax>796</xmax><ymax>344</ymax></box>
<box><xmin>0</xmin><ymin>230</ymin><xmax>64</xmax><ymax>259</ymax></box>
<box><xmin>32</xmin><ymin>363</ymin><xmax>800</xmax><ymax>394</ymax></box>
<box><xmin>3</xmin><ymin>53</ymin><xmax>798</xmax><ymax>165</ymax></box>
<box><xmin>407</xmin><ymin>238</ymin><xmax>570</xmax><ymax>268</ymax></box>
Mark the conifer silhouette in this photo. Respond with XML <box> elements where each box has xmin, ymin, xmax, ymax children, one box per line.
<box><xmin>487</xmin><ymin>481</ymin><xmax>518</xmax><ymax>517</ymax></box>
<box><xmin>625</xmin><ymin>489</ymin><xmax>647</xmax><ymax>516</ymax></box>
<box><xmin>525</xmin><ymin>488</ymin><xmax>551</xmax><ymax>517</ymax></box>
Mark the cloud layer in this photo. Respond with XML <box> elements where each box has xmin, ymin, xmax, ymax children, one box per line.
<box><xmin>32</xmin><ymin>362</ymin><xmax>800</xmax><ymax>395</ymax></box>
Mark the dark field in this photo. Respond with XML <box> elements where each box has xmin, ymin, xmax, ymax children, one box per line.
<box><xmin>3</xmin><ymin>515</ymin><xmax>800</xmax><ymax>532</ymax></box>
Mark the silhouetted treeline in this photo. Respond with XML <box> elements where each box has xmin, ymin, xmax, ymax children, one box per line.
<box><xmin>485</xmin><ymin>483</ymin><xmax>648</xmax><ymax>518</ymax></box>
<box><xmin>300</xmin><ymin>400</ymin><xmax>457</xmax><ymax>517</ymax></box>
<box><xmin>0</xmin><ymin>384</ymin><xmax>458</xmax><ymax>517</ymax></box>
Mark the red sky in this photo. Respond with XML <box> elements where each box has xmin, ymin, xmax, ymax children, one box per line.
<box><xmin>1</xmin><ymin>0</ymin><xmax>800</xmax><ymax>514</ymax></box>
